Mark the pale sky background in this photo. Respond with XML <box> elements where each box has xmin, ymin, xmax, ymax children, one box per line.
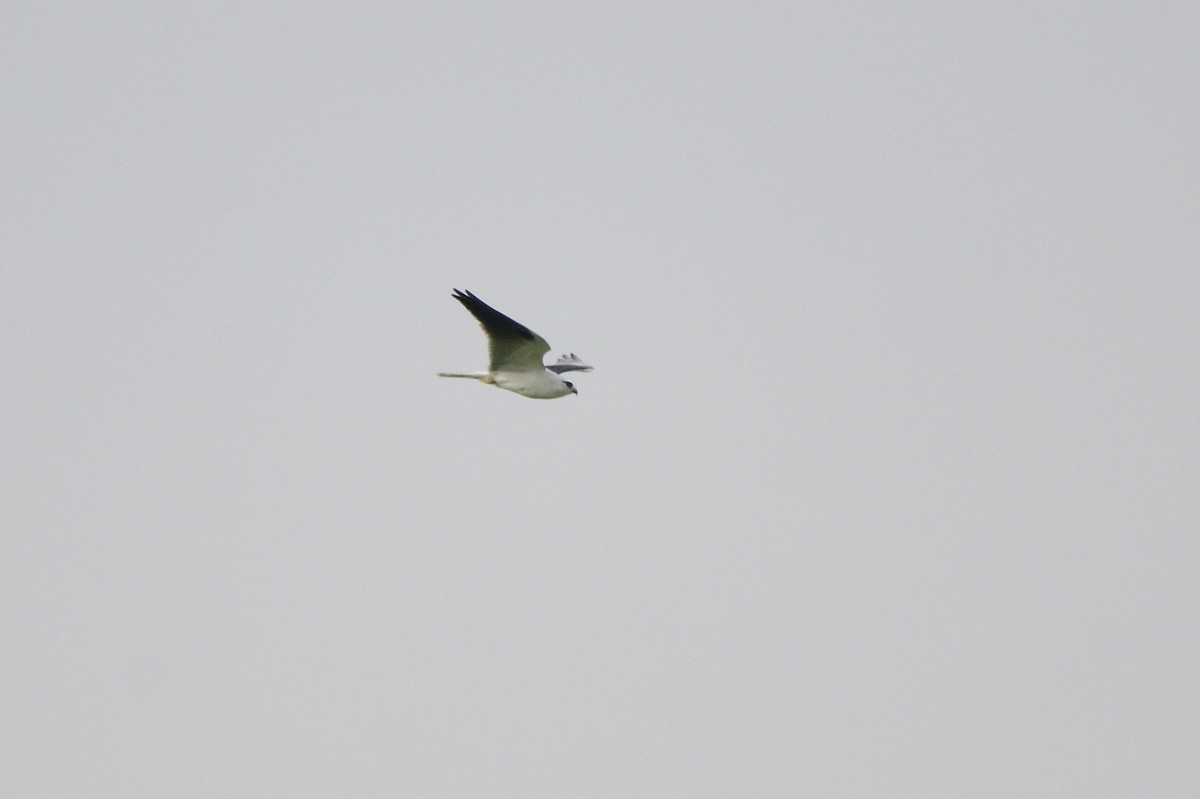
<box><xmin>3</xmin><ymin>2</ymin><xmax>1197</xmax><ymax>796</ymax></box>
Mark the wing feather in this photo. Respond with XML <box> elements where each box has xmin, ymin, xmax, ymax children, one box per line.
<box><xmin>546</xmin><ymin>353</ymin><xmax>594</xmax><ymax>373</ymax></box>
<box><xmin>451</xmin><ymin>289</ymin><xmax>551</xmax><ymax>372</ymax></box>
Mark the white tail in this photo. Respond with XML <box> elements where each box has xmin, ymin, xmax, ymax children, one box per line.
<box><xmin>437</xmin><ymin>371</ymin><xmax>489</xmax><ymax>380</ymax></box>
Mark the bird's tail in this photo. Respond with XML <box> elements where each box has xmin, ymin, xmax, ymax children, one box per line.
<box><xmin>437</xmin><ymin>371</ymin><xmax>490</xmax><ymax>381</ymax></box>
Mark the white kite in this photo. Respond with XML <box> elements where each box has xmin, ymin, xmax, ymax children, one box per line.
<box><xmin>438</xmin><ymin>289</ymin><xmax>593</xmax><ymax>399</ymax></box>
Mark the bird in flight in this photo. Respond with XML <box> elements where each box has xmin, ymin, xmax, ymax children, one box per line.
<box><xmin>438</xmin><ymin>289</ymin><xmax>593</xmax><ymax>399</ymax></box>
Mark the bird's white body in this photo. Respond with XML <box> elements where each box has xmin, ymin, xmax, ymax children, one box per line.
<box><xmin>437</xmin><ymin>368</ymin><xmax>576</xmax><ymax>399</ymax></box>
<box><xmin>493</xmin><ymin>369</ymin><xmax>577</xmax><ymax>399</ymax></box>
<box><xmin>438</xmin><ymin>290</ymin><xmax>592</xmax><ymax>400</ymax></box>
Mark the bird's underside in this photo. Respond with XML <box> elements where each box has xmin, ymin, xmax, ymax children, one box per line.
<box><xmin>438</xmin><ymin>289</ymin><xmax>592</xmax><ymax>400</ymax></box>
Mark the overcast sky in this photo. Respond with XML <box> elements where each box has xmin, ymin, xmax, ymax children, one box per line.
<box><xmin>3</xmin><ymin>2</ymin><xmax>1197</xmax><ymax>796</ymax></box>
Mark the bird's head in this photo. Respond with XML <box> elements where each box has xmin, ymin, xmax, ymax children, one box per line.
<box><xmin>564</xmin><ymin>381</ymin><xmax>577</xmax><ymax>395</ymax></box>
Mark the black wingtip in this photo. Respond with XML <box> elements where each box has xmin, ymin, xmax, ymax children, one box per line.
<box><xmin>447</xmin><ymin>289</ymin><xmax>539</xmax><ymax>342</ymax></box>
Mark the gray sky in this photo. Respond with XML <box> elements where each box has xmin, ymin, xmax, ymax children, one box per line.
<box><xmin>3</xmin><ymin>2</ymin><xmax>1197</xmax><ymax>796</ymax></box>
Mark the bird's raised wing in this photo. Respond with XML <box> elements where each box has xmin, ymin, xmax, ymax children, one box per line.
<box><xmin>546</xmin><ymin>353</ymin><xmax>593</xmax><ymax>374</ymax></box>
<box><xmin>451</xmin><ymin>289</ymin><xmax>551</xmax><ymax>373</ymax></box>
